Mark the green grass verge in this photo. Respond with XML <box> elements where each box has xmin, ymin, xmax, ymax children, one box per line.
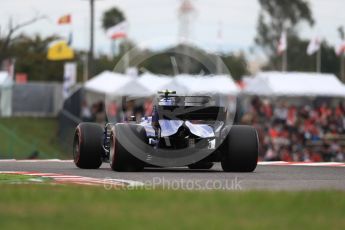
<box><xmin>0</xmin><ymin>185</ymin><xmax>344</xmax><ymax>229</ymax></box>
<box><xmin>0</xmin><ymin>117</ymin><xmax>65</xmax><ymax>159</ymax></box>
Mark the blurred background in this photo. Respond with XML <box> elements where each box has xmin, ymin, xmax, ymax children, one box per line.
<box><xmin>0</xmin><ymin>0</ymin><xmax>344</xmax><ymax>162</ymax></box>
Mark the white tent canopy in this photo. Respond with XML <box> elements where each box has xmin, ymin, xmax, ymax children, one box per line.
<box><xmin>84</xmin><ymin>71</ymin><xmax>151</xmax><ymax>97</ymax></box>
<box><xmin>137</xmin><ymin>72</ymin><xmax>173</xmax><ymax>95</ymax></box>
<box><xmin>243</xmin><ymin>72</ymin><xmax>345</xmax><ymax>97</ymax></box>
<box><xmin>85</xmin><ymin>71</ymin><xmax>239</xmax><ymax>97</ymax></box>
<box><xmin>170</xmin><ymin>74</ymin><xmax>239</xmax><ymax>95</ymax></box>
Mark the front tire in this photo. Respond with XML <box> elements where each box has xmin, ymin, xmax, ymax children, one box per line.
<box><xmin>73</xmin><ymin>123</ymin><xmax>103</xmax><ymax>169</ymax></box>
<box><xmin>109</xmin><ymin>124</ymin><xmax>146</xmax><ymax>172</ymax></box>
<box><xmin>220</xmin><ymin>125</ymin><xmax>258</xmax><ymax>172</ymax></box>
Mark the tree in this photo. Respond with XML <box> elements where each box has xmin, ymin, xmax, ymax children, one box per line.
<box><xmin>255</xmin><ymin>0</ymin><xmax>314</xmax><ymax>56</ymax></box>
<box><xmin>138</xmin><ymin>44</ymin><xmax>214</xmax><ymax>76</ymax></box>
<box><xmin>2</xmin><ymin>34</ymin><xmax>90</xmax><ymax>82</ymax></box>
<box><xmin>319</xmin><ymin>41</ymin><xmax>340</xmax><ymax>76</ymax></box>
<box><xmin>137</xmin><ymin>44</ymin><xmax>249</xmax><ymax>80</ymax></box>
<box><xmin>222</xmin><ymin>53</ymin><xmax>249</xmax><ymax>81</ymax></box>
<box><xmin>263</xmin><ymin>35</ymin><xmax>313</xmax><ymax>71</ymax></box>
<box><xmin>9</xmin><ymin>34</ymin><xmax>64</xmax><ymax>81</ymax></box>
<box><xmin>101</xmin><ymin>7</ymin><xmax>126</xmax><ymax>31</ymax></box>
<box><xmin>0</xmin><ymin>14</ymin><xmax>46</xmax><ymax>65</ymax></box>
<box><xmin>264</xmin><ymin>36</ymin><xmax>340</xmax><ymax>76</ymax></box>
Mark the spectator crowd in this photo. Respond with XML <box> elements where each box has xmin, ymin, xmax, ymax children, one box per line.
<box><xmin>241</xmin><ymin>97</ymin><xmax>345</xmax><ymax>162</ymax></box>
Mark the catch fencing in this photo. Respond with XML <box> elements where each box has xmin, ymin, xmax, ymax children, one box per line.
<box><xmin>12</xmin><ymin>82</ymin><xmax>63</xmax><ymax>117</ymax></box>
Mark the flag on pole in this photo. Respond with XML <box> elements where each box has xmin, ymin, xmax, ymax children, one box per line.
<box><xmin>67</xmin><ymin>32</ymin><xmax>73</xmax><ymax>46</ymax></box>
<box><xmin>307</xmin><ymin>37</ymin><xmax>321</xmax><ymax>55</ymax></box>
<box><xmin>277</xmin><ymin>31</ymin><xmax>287</xmax><ymax>55</ymax></box>
<box><xmin>106</xmin><ymin>21</ymin><xmax>128</xmax><ymax>40</ymax></box>
<box><xmin>58</xmin><ymin>14</ymin><xmax>72</xmax><ymax>25</ymax></box>
<box><xmin>335</xmin><ymin>41</ymin><xmax>345</xmax><ymax>56</ymax></box>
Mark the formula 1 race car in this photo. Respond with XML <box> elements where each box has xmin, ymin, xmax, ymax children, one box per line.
<box><xmin>73</xmin><ymin>90</ymin><xmax>259</xmax><ymax>172</ymax></box>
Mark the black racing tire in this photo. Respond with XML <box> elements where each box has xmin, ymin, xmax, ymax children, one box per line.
<box><xmin>188</xmin><ymin>162</ymin><xmax>214</xmax><ymax>170</ymax></box>
<box><xmin>220</xmin><ymin>125</ymin><xmax>258</xmax><ymax>172</ymax></box>
<box><xmin>73</xmin><ymin>123</ymin><xmax>103</xmax><ymax>169</ymax></box>
<box><xmin>109</xmin><ymin>123</ymin><xmax>146</xmax><ymax>172</ymax></box>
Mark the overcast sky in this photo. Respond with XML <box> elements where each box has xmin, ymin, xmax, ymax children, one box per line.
<box><xmin>1</xmin><ymin>0</ymin><xmax>344</xmax><ymax>56</ymax></box>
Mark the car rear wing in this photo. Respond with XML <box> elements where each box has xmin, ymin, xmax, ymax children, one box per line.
<box><xmin>157</xmin><ymin>105</ymin><xmax>226</xmax><ymax>121</ymax></box>
<box><xmin>156</xmin><ymin>95</ymin><xmax>216</xmax><ymax>106</ymax></box>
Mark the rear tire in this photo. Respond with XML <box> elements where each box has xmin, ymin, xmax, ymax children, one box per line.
<box><xmin>73</xmin><ymin>123</ymin><xmax>103</xmax><ymax>169</ymax></box>
<box><xmin>109</xmin><ymin>124</ymin><xmax>146</xmax><ymax>172</ymax></box>
<box><xmin>188</xmin><ymin>162</ymin><xmax>214</xmax><ymax>170</ymax></box>
<box><xmin>220</xmin><ymin>125</ymin><xmax>258</xmax><ymax>172</ymax></box>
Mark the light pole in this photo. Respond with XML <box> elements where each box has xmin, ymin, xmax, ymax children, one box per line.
<box><xmin>88</xmin><ymin>0</ymin><xmax>95</xmax><ymax>80</ymax></box>
<box><xmin>337</xmin><ymin>26</ymin><xmax>345</xmax><ymax>83</ymax></box>
<box><xmin>83</xmin><ymin>0</ymin><xmax>99</xmax><ymax>80</ymax></box>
